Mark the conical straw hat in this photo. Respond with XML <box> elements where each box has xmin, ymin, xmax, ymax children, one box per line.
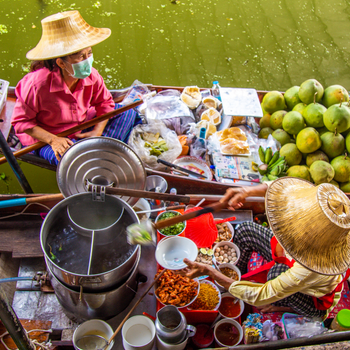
<box><xmin>26</xmin><ymin>11</ymin><xmax>111</xmax><ymax>60</ymax></box>
<box><xmin>266</xmin><ymin>177</ymin><xmax>350</xmax><ymax>275</ymax></box>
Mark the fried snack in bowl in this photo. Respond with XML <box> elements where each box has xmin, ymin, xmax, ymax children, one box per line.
<box><xmin>154</xmin><ymin>269</ymin><xmax>199</xmax><ymax>308</ymax></box>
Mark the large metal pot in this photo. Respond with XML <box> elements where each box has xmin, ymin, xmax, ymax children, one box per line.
<box><xmin>48</xmin><ymin>248</ymin><xmax>141</xmax><ymax>322</ymax></box>
<box><xmin>41</xmin><ymin>192</ymin><xmax>140</xmax><ymax>292</ymax></box>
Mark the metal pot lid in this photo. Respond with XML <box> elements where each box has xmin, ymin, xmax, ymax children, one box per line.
<box><xmin>57</xmin><ymin>137</ymin><xmax>146</xmax><ymax>206</ymax></box>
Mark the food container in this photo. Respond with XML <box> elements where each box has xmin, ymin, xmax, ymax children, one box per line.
<box><xmin>155</xmin><ymin>210</ymin><xmax>186</xmax><ymax>237</ymax></box>
<box><xmin>215</xmin><ymin>263</ymin><xmax>241</xmax><ymax>292</ymax></box>
<box><xmin>214</xmin><ymin>319</ymin><xmax>243</xmax><ymax>347</ymax></box>
<box><xmin>188</xmin><ymin>280</ymin><xmax>221</xmax><ymax>311</ymax></box>
<box><xmin>192</xmin><ymin>324</ymin><xmax>214</xmax><ymax>348</ymax></box>
<box><xmin>133</xmin><ymin>198</ymin><xmax>151</xmax><ymax>220</ymax></box>
<box><xmin>214</xmin><ymin>218</ymin><xmax>234</xmax><ymax>242</ymax></box>
<box><xmin>218</xmin><ymin>293</ymin><xmax>244</xmax><ymax>320</ymax></box>
<box><xmin>213</xmin><ymin>241</ymin><xmax>240</xmax><ymax>266</ymax></box>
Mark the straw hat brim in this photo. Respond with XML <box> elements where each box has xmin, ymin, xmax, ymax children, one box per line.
<box><xmin>266</xmin><ymin>177</ymin><xmax>350</xmax><ymax>275</ymax></box>
<box><xmin>26</xmin><ymin>11</ymin><xmax>111</xmax><ymax>60</ymax></box>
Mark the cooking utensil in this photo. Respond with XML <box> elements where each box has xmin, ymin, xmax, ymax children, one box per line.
<box><xmin>157</xmin><ymin>159</ymin><xmax>207</xmax><ymax>179</ymax></box>
<box><xmin>0</xmin><ymin>100</ymin><xmax>143</xmax><ymax>166</ymax></box>
<box><xmin>0</xmin><ymin>193</ymin><xmax>64</xmax><ymax>209</ymax></box>
<box><xmin>127</xmin><ymin>201</ymin><xmax>228</xmax><ymax>245</ymax></box>
<box><xmin>75</xmin><ymin>269</ymin><xmax>167</xmax><ymax>350</ymax></box>
<box><xmin>135</xmin><ymin>205</ymin><xmax>186</xmax><ymax>214</ymax></box>
<box><xmin>87</xmin><ymin>185</ymin><xmax>191</xmax><ymax>204</ymax></box>
<box><xmin>215</xmin><ymin>216</ymin><xmax>237</xmax><ymax>224</ymax></box>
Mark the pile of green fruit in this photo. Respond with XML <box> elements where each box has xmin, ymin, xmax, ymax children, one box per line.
<box><xmin>258</xmin><ymin>79</ymin><xmax>350</xmax><ymax>192</ymax></box>
<box><xmin>258</xmin><ymin>146</ymin><xmax>287</xmax><ymax>182</ymax></box>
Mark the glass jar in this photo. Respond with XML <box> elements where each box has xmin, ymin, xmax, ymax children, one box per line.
<box><xmin>330</xmin><ymin>309</ymin><xmax>350</xmax><ymax>331</ymax></box>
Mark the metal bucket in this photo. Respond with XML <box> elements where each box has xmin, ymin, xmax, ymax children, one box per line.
<box><xmin>48</xmin><ymin>248</ymin><xmax>141</xmax><ymax>322</ymax></box>
<box><xmin>41</xmin><ymin>192</ymin><xmax>140</xmax><ymax>292</ymax></box>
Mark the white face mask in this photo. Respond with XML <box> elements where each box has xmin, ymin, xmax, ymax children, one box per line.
<box><xmin>64</xmin><ymin>54</ymin><xmax>94</xmax><ymax>79</ymax></box>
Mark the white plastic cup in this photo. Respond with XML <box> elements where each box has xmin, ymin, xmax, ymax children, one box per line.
<box><xmin>214</xmin><ymin>319</ymin><xmax>243</xmax><ymax>347</ymax></box>
<box><xmin>122</xmin><ymin>315</ymin><xmax>156</xmax><ymax>350</ymax></box>
<box><xmin>73</xmin><ymin>319</ymin><xmax>114</xmax><ymax>350</ymax></box>
<box><xmin>156</xmin><ymin>333</ymin><xmax>188</xmax><ymax>350</ymax></box>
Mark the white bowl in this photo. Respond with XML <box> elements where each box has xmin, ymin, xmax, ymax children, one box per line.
<box><xmin>214</xmin><ymin>218</ymin><xmax>234</xmax><ymax>243</ymax></box>
<box><xmin>188</xmin><ymin>280</ymin><xmax>221</xmax><ymax>311</ymax></box>
<box><xmin>214</xmin><ymin>263</ymin><xmax>241</xmax><ymax>292</ymax></box>
<box><xmin>155</xmin><ymin>236</ymin><xmax>198</xmax><ymax>270</ymax></box>
<box><xmin>155</xmin><ymin>210</ymin><xmax>187</xmax><ymax>237</ymax></box>
<box><xmin>214</xmin><ymin>319</ymin><xmax>243</xmax><ymax>347</ymax></box>
<box><xmin>133</xmin><ymin>198</ymin><xmax>151</xmax><ymax>219</ymax></box>
<box><xmin>213</xmin><ymin>241</ymin><xmax>240</xmax><ymax>266</ymax></box>
<box><xmin>218</xmin><ymin>292</ymin><xmax>245</xmax><ymax>320</ymax></box>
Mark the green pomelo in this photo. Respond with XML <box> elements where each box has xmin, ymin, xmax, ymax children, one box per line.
<box><xmin>296</xmin><ymin>127</ymin><xmax>321</xmax><ymax>154</ymax></box>
<box><xmin>330</xmin><ymin>179</ymin><xmax>339</xmax><ymax>188</ymax></box>
<box><xmin>292</xmin><ymin>103</ymin><xmax>308</xmax><ymax>114</ymax></box>
<box><xmin>340</xmin><ymin>181</ymin><xmax>350</xmax><ymax>192</ymax></box>
<box><xmin>284</xmin><ymin>86</ymin><xmax>301</xmax><ymax>110</ymax></box>
<box><xmin>280</xmin><ymin>143</ymin><xmax>302</xmax><ymax>166</ymax></box>
<box><xmin>341</xmin><ymin>128</ymin><xmax>350</xmax><ymax>138</ymax></box>
<box><xmin>286</xmin><ymin>165</ymin><xmax>311</xmax><ymax>181</ymax></box>
<box><xmin>270</xmin><ymin>110</ymin><xmax>287</xmax><ymax>130</ymax></box>
<box><xmin>298</xmin><ymin>79</ymin><xmax>324</xmax><ymax>104</ymax></box>
<box><xmin>309</xmin><ymin>160</ymin><xmax>335</xmax><ymax>184</ymax></box>
<box><xmin>272</xmin><ymin>129</ymin><xmax>291</xmax><ymax>146</ymax></box>
<box><xmin>259</xmin><ymin>113</ymin><xmax>271</xmax><ymax>129</ymax></box>
<box><xmin>306</xmin><ymin>150</ymin><xmax>329</xmax><ymax>167</ymax></box>
<box><xmin>262</xmin><ymin>91</ymin><xmax>286</xmax><ymax>114</ymax></box>
<box><xmin>302</xmin><ymin>103</ymin><xmax>326</xmax><ymax>128</ymax></box>
<box><xmin>323</xmin><ymin>104</ymin><xmax>350</xmax><ymax>133</ymax></box>
<box><xmin>330</xmin><ymin>155</ymin><xmax>350</xmax><ymax>183</ymax></box>
<box><xmin>317</xmin><ymin>126</ymin><xmax>329</xmax><ymax>137</ymax></box>
<box><xmin>258</xmin><ymin>127</ymin><xmax>274</xmax><ymax>139</ymax></box>
<box><xmin>345</xmin><ymin>132</ymin><xmax>350</xmax><ymax>154</ymax></box>
<box><xmin>320</xmin><ymin>131</ymin><xmax>345</xmax><ymax>159</ymax></box>
<box><xmin>282</xmin><ymin>111</ymin><xmax>305</xmax><ymax>136</ymax></box>
<box><xmin>322</xmin><ymin>85</ymin><xmax>350</xmax><ymax>108</ymax></box>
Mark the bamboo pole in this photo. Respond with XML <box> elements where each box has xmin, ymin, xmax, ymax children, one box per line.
<box><xmin>0</xmin><ymin>100</ymin><xmax>143</xmax><ymax>165</ymax></box>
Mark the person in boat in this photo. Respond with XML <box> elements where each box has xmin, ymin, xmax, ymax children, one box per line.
<box><xmin>11</xmin><ymin>10</ymin><xmax>141</xmax><ymax>165</ymax></box>
<box><xmin>178</xmin><ymin>177</ymin><xmax>350</xmax><ymax>319</ymax></box>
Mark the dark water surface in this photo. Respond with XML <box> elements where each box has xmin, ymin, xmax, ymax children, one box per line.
<box><xmin>1</xmin><ymin>0</ymin><xmax>350</xmax><ymax>91</ymax></box>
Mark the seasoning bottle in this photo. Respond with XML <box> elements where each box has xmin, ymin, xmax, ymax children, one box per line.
<box><xmin>212</xmin><ymin>81</ymin><xmax>222</xmax><ymax>101</ymax></box>
<box><xmin>330</xmin><ymin>309</ymin><xmax>350</xmax><ymax>331</ymax></box>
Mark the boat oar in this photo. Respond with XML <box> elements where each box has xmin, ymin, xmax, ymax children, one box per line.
<box><xmin>127</xmin><ymin>200</ymin><xmax>228</xmax><ymax>245</ymax></box>
<box><xmin>0</xmin><ymin>193</ymin><xmax>64</xmax><ymax>209</ymax></box>
<box><xmin>87</xmin><ymin>184</ymin><xmax>191</xmax><ymax>204</ymax></box>
<box><xmin>0</xmin><ymin>100</ymin><xmax>143</xmax><ymax>166</ymax></box>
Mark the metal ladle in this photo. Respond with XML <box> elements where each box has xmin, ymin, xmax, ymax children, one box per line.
<box><xmin>74</xmin><ymin>269</ymin><xmax>167</xmax><ymax>350</ymax></box>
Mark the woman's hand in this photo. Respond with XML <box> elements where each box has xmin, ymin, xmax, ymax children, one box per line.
<box><xmin>75</xmin><ymin>119</ymin><xmax>108</xmax><ymax>139</ymax></box>
<box><xmin>221</xmin><ymin>187</ymin><xmax>249</xmax><ymax>210</ymax></box>
<box><xmin>50</xmin><ymin>136</ymin><xmax>74</xmax><ymax>161</ymax></box>
<box><xmin>176</xmin><ymin>258</ymin><xmax>211</xmax><ymax>279</ymax></box>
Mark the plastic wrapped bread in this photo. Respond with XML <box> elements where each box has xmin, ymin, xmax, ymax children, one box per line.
<box><xmin>220</xmin><ymin>138</ymin><xmax>250</xmax><ymax>155</ymax></box>
<box><xmin>217</xmin><ymin>127</ymin><xmax>248</xmax><ymax>142</ymax></box>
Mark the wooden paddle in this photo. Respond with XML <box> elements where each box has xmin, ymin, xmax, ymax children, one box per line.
<box><xmin>0</xmin><ymin>100</ymin><xmax>143</xmax><ymax>165</ymax></box>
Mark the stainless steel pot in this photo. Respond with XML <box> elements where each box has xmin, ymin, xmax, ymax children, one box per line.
<box><xmin>41</xmin><ymin>192</ymin><xmax>140</xmax><ymax>291</ymax></box>
<box><xmin>48</xmin><ymin>248</ymin><xmax>141</xmax><ymax>322</ymax></box>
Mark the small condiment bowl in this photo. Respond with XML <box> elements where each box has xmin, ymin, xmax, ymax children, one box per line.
<box><xmin>214</xmin><ymin>218</ymin><xmax>234</xmax><ymax>243</ymax></box>
<box><xmin>218</xmin><ymin>292</ymin><xmax>244</xmax><ymax>320</ymax></box>
<box><xmin>155</xmin><ymin>210</ymin><xmax>187</xmax><ymax>237</ymax></box>
<box><xmin>213</xmin><ymin>241</ymin><xmax>240</xmax><ymax>266</ymax></box>
<box><xmin>214</xmin><ymin>263</ymin><xmax>241</xmax><ymax>292</ymax></box>
<box><xmin>214</xmin><ymin>319</ymin><xmax>243</xmax><ymax>347</ymax></box>
<box><xmin>188</xmin><ymin>280</ymin><xmax>221</xmax><ymax>311</ymax></box>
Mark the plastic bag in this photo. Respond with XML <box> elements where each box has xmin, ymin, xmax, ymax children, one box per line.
<box><xmin>283</xmin><ymin>314</ymin><xmax>327</xmax><ymax>339</ymax></box>
<box><xmin>121</xmin><ymin>80</ymin><xmax>151</xmax><ymax>106</ymax></box>
<box><xmin>128</xmin><ymin>119</ymin><xmax>182</xmax><ymax>170</ymax></box>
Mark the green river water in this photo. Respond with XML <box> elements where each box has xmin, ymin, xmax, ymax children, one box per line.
<box><xmin>1</xmin><ymin>0</ymin><xmax>350</xmax><ymax>193</ymax></box>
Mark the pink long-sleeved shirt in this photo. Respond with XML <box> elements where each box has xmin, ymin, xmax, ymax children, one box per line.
<box><xmin>11</xmin><ymin>66</ymin><xmax>115</xmax><ymax>146</ymax></box>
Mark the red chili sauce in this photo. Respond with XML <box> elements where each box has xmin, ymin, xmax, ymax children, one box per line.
<box><xmin>218</xmin><ymin>296</ymin><xmax>241</xmax><ymax>318</ymax></box>
<box><xmin>215</xmin><ymin>322</ymin><xmax>241</xmax><ymax>346</ymax></box>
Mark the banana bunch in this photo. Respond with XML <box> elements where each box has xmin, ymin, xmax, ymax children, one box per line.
<box><xmin>258</xmin><ymin>146</ymin><xmax>288</xmax><ymax>182</ymax></box>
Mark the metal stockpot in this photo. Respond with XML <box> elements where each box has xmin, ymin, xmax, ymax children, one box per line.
<box><xmin>48</xmin><ymin>248</ymin><xmax>141</xmax><ymax>322</ymax></box>
<box><xmin>41</xmin><ymin>192</ymin><xmax>140</xmax><ymax>292</ymax></box>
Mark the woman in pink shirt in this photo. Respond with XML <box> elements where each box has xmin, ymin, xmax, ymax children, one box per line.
<box><xmin>11</xmin><ymin>11</ymin><xmax>140</xmax><ymax>165</ymax></box>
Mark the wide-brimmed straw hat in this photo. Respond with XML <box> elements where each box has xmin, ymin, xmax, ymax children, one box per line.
<box><xmin>266</xmin><ymin>177</ymin><xmax>350</xmax><ymax>276</ymax></box>
<box><xmin>26</xmin><ymin>10</ymin><xmax>111</xmax><ymax>60</ymax></box>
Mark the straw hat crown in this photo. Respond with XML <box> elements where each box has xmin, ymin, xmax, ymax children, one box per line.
<box><xmin>266</xmin><ymin>177</ymin><xmax>350</xmax><ymax>275</ymax></box>
<box><xmin>26</xmin><ymin>11</ymin><xmax>111</xmax><ymax>60</ymax></box>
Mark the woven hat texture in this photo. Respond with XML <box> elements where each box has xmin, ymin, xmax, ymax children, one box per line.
<box><xmin>266</xmin><ymin>177</ymin><xmax>350</xmax><ymax>275</ymax></box>
<box><xmin>26</xmin><ymin>10</ymin><xmax>111</xmax><ymax>60</ymax></box>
